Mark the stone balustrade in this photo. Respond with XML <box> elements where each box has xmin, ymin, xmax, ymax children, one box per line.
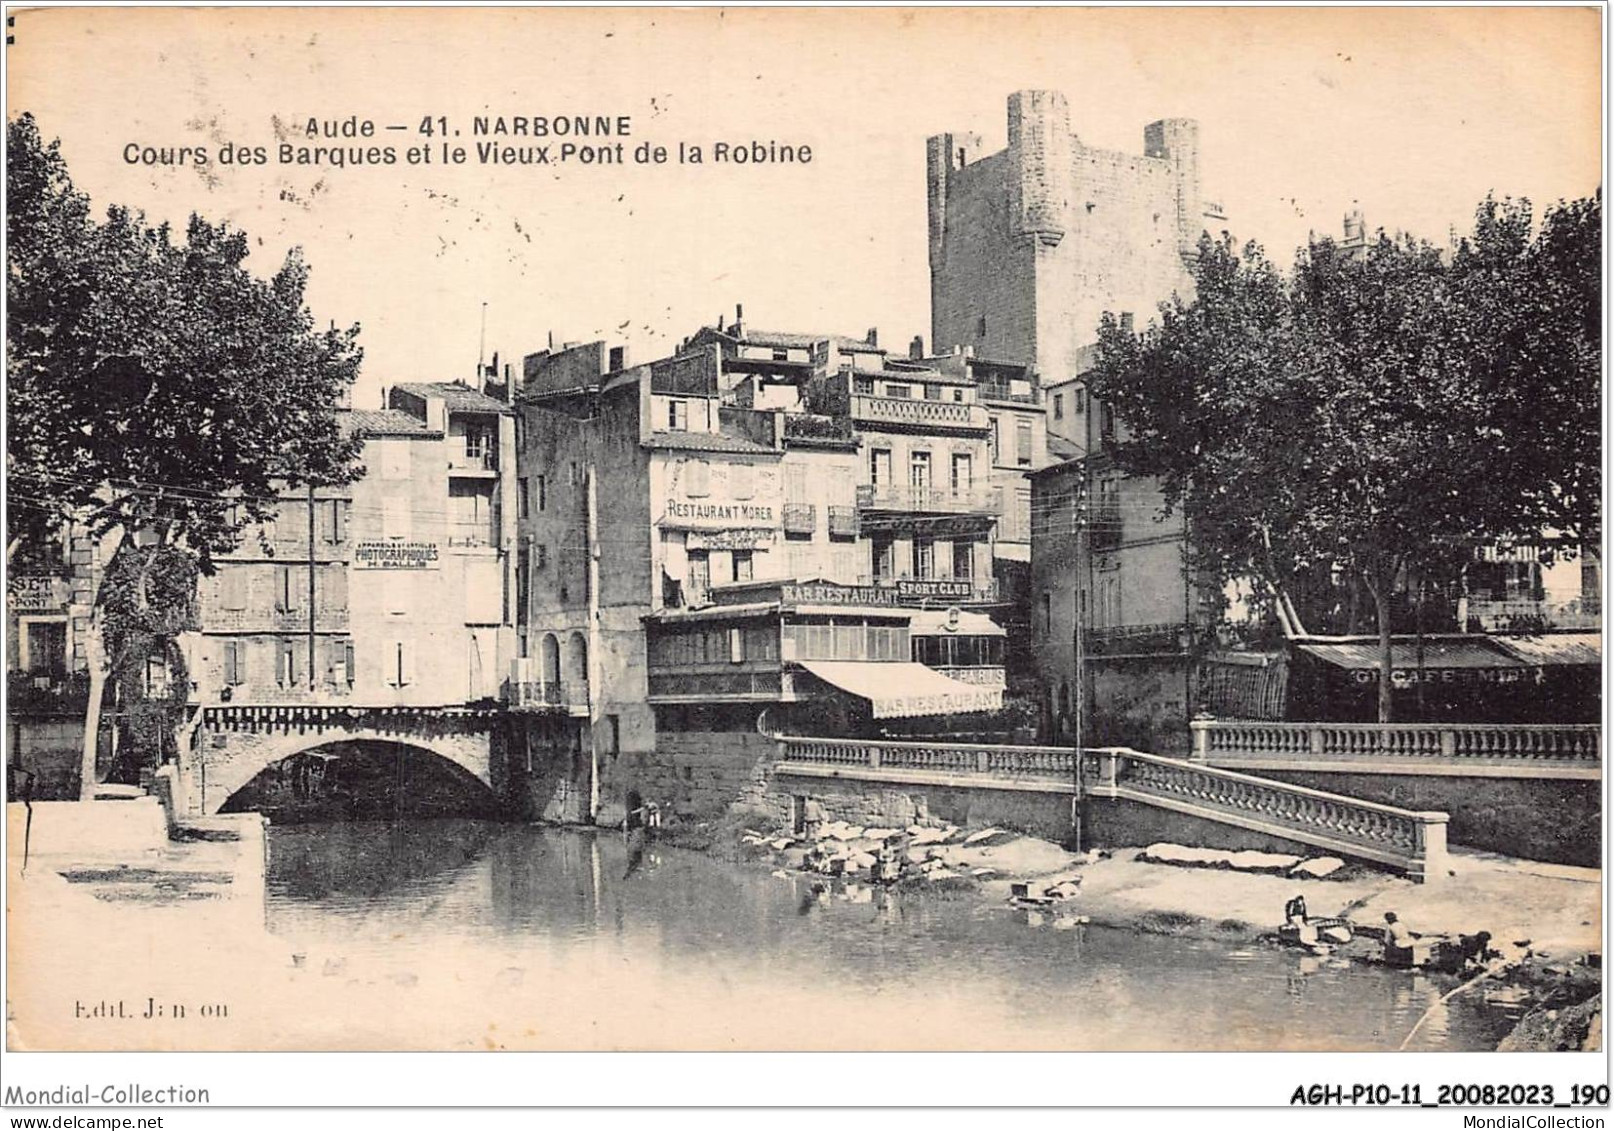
<box><xmin>774</xmin><ymin>735</ymin><xmax>1448</xmax><ymax>881</ymax></box>
<box><xmin>1191</xmin><ymin>719</ymin><xmax>1601</xmax><ymax>779</ymax></box>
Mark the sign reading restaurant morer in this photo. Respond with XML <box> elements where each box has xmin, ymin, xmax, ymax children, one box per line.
<box><xmin>353</xmin><ymin>540</ymin><xmax>441</xmax><ymax>570</ymax></box>
<box><xmin>660</xmin><ymin>500</ymin><xmax>776</xmax><ymax>529</ymax></box>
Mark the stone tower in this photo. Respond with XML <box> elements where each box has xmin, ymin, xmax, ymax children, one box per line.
<box><xmin>928</xmin><ymin>91</ymin><xmax>1216</xmax><ymax>383</ymax></box>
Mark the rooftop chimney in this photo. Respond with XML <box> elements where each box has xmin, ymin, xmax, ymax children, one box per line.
<box><xmin>1120</xmin><ymin>312</ymin><xmax>1134</xmax><ymax>335</ymax></box>
<box><xmin>867</xmin><ymin>327</ymin><xmax>879</xmax><ymax>348</ymax></box>
<box><xmin>718</xmin><ymin>314</ymin><xmax>725</xmax><ymax>331</ymax></box>
<box><xmin>909</xmin><ymin>334</ymin><xmax>924</xmax><ymax>360</ymax></box>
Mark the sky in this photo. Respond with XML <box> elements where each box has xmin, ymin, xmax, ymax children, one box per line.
<box><xmin>7</xmin><ymin>6</ymin><xmax>1602</xmax><ymax>409</ymax></box>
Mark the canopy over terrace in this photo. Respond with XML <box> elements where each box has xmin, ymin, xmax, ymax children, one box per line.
<box><xmin>797</xmin><ymin>660</ymin><xmax>1003</xmax><ymax>718</ymax></box>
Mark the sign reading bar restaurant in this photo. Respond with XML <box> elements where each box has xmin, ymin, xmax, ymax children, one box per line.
<box><xmin>353</xmin><ymin>540</ymin><xmax>441</xmax><ymax>570</ymax></box>
<box><xmin>783</xmin><ymin>583</ymin><xmax>903</xmax><ymax>608</ymax></box>
<box><xmin>7</xmin><ymin>575</ymin><xmax>67</xmax><ymax>612</ymax></box>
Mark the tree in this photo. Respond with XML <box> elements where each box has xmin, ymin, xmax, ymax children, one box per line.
<box><xmin>6</xmin><ymin>113</ymin><xmax>366</xmax><ymax>797</ymax></box>
<box><xmin>1087</xmin><ymin>199</ymin><xmax>1600</xmax><ymax>722</ymax></box>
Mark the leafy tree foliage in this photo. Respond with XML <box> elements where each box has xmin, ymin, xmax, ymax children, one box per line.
<box><xmin>6</xmin><ymin>113</ymin><xmax>366</xmax><ymax>794</ymax></box>
<box><xmin>1088</xmin><ymin>197</ymin><xmax>1600</xmax><ymax>721</ymax></box>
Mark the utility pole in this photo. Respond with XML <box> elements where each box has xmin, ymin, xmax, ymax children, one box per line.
<box><xmin>1071</xmin><ymin>467</ymin><xmax>1088</xmax><ymax>851</ymax></box>
<box><xmin>585</xmin><ymin>462</ymin><xmax>602</xmax><ymax>824</ymax></box>
<box><xmin>307</xmin><ymin>483</ymin><xmax>317</xmax><ymax>690</ymax></box>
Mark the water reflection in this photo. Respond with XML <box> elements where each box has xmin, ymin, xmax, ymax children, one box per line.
<box><xmin>263</xmin><ymin>820</ymin><xmax>1525</xmax><ymax>1052</ymax></box>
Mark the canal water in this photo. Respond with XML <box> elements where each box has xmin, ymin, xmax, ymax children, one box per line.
<box><xmin>263</xmin><ymin>820</ymin><xmax>1529</xmax><ymax>1052</ymax></box>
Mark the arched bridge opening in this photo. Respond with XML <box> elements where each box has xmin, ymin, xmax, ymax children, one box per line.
<box><xmin>219</xmin><ymin>738</ymin><xmax>502</xmax><ymax>822</ymax></box>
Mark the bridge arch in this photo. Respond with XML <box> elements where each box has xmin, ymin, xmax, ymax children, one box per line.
<box><xmin>190</xmin><ymin>720</ymin><xmax>495</xmax><ymax>817</ymax></box>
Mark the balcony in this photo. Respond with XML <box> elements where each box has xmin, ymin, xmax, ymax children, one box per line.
<box><xmin>827</xmin><ymin>505</ymin><xmax>859</xmax><ymax>538</ymax></box>
<box><xmin>1086</xmin><ymin>622</ymin><xmax>1189</xmax><ymax>657</ymax></box>
<box><xmin>782</xmin><ymin>503</ymin><xmax>817</xmax><ymax>536</ymax></box>
<box><xmin>448</xmin><ymin>449</ymin><xmax>499</xmax><ymax>476</ymax></box>
<box><xmin>505</xmin><ymin>659</ymin><xmax>588</xmax><ymax>714</ymax></box>
<box><xmin>850</xmin><ymin>395</ymin><xmax>989</xmax><ymax>433</ymax></box>
<box><xmin>857</xmin><ymin>483</ymin><xmax>1002</xmax><ymax>515</ymax></box>
<box><xmin>1467</xmin><ymin>596</ymin><xmax>1601</xmax><ymax>633</ymax></box>
<box><xmin>976</xmin><ymin>381</ymin><xmax>1038</xmax><ymax>405</ymax></box>
<box><xmin>783</xmin><ymin>413</ymin><xmax>856</xmax><ymax>448</ymax></box>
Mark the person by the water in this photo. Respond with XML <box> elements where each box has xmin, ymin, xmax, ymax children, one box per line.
<box><xmin>1284</xmin><ymin>892</ymin><xmax>1317</xmax><ymax>945</ymax></box>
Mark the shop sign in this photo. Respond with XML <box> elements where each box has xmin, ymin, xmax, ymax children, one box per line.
<box><xmin>8</xmin><ymin>575</ymin><xmax>66</xmax><ymax>612</ymax></box>
<box><xmin>783</xmin><ymin>582</ymin><xmax>902</xmax><ymax>607</ymax></box>
<box><xmin>1348</xmin><ymin>667</ymin><xmax>1545</xmax><ymax>687</ymax></box>
<box><xmin>353</xmin><ymin>540</ymin><xmax>441</xmax><ymax>570</ymax></box>
<box><xmin>897</xmin><ymin>579</ymin><xmax>974</xmax><ymax>600</ymax></box>
<box><xmin>660</xmin><ymin>500</ymin><xmax>777</xmax><ymax>530</ymax></box>
<box><xmin>685</xmin><ymin>530</ymin><xmax>776</xmax><ymax>551</ymax></box>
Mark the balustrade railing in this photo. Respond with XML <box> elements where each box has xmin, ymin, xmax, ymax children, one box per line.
<box><xmin>851</xmin><ymin>395</ymin><xmax>989</xmax><ymax>431</ymax></box>
<box><xmin>1191</xmin><ymin>719</ymin><xmax>1601</xmax><ymax>776</ymax></box>
<box><xmin>774</xmin><ymin>734</ymin><xmax>1448</xmax><ymax>880</ymax></box>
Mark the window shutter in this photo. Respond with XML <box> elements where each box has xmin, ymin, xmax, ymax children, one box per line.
<box><xmin>288</xmin><ymin>641</ymin><xmax>303</xmax><ymax>688</ymax></box>
<box><xmin>223</xmin><ymin>641</ymin><xmax>239</xmax><ymax>686</ymax></box>
<box><xmin>399</xmin><ymin>640</ymin><xmax>416</xmax><ymax>687</ymax></box>
<box><xmin>276</xmin><ymin>640</ymin><xmax>289</xmax><ymax>686</ymax></box>
<box><xmin>344</xmin><ymin>640</ymin><xmax>357</xmax><ymax>685</ymax></box>
<box><xmin>324</xmin><ymin>567</ymin><xmax>348</xmax><ymax>612</ymax></box>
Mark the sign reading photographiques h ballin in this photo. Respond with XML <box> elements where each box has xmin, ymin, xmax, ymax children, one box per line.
<box><xmin>353</xmin><ymin>540</ymin><xmax>441</xmax><ymax>570</ymax></box>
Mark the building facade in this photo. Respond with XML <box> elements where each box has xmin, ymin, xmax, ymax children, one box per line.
<box><xmin>510</xmin><ymin>326</ymin><xmax>1014</xmax><ymax>822</ymax></box>
<box><xmin>928</xmin><ymin>90</ymin><xmax>1224</xmax><ymax>752</ymax></box>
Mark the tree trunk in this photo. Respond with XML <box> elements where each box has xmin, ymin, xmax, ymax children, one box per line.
<box><xmin>78</xmin><ymin>617</ymin><xmax>109</xmax><ymax>800</ymax></box>
<box><xmin>1367</xmin><ymin>574</ymin><xmax>1395</xmax><ymax>724</ymax></box>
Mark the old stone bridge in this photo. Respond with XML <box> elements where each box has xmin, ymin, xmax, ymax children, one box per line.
<box><xmin>178</xmin><ymin>704</ymin><xmax>503</xmax><ymax>816</ymax></box>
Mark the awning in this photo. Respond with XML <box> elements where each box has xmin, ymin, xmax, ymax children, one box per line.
<box><xmin>1490</xmin><ymin>633</ymin><xmax>1602</xmax><ymax>667</ymax></box>
<box><xmin>907</xmin><ymin>609</ymin><xmax>1006</xmax><ymax>637</ymax></box>
<box><xmin>1296</xmin><ymin>640</ymin><xmax>1526</xmax><ymax>671</ymax></box>
<box><xmin>798</xmin><ymin>660</ymin><xmax>1003</xmax><ymax>718</ymax></box>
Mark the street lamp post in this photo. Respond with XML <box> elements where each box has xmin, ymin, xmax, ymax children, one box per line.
<box><xmin>1071</xmin><ymin>470</ymin><xmax>1088</xmax><ymax>851</ymax></box>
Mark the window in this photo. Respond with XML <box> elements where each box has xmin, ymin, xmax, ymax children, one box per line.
<box><xmin>923</xmin><ymin>383</ymin><xmax>942</xmax><ymax>401</ymax></box>
<box><xmin>950</xmin><ymin>453</ymin><xmax>972</xmax><ymax>496</ymax></box>
<box><xmin>989</xmin><ymin>417</ymin><xmax>1001</xmax><ymax>463</ymax></box>
<box><xmin>277</xmin><ymin>638</ymin><xmax>303</xmax><ymax>688</ymax></box>
<box><xmin>320</xmin><ymin>567</ymin><xmax>348</xmax><ymax>613</ymax></box>
<box><xmin>872</xmin><ymin>538</ymin><xmax>895</xmax><ymax>582</ymax></box>
<box><xmin>1016</xmin><ymin>419</ymin><xmax>1034</xmax><ymax>467</ymax></box>
<box><xmin>220</xmin><ymin>571</ymin><xmax>248</xmax><ymax>611</ymax></box>
<box><xmin>869</xmin><ymin>448</ymin><xmax>892</xmax><ymax>487</ymax></box>
<box><xmin>516</xmin><ymin>548</ymin><xmax>530</xmax><ymax>625</ymax></box>
<box><xmin>1053</xmin><ymin>393</ymin><xmax>1064</xmax><ymax>421</ymax></box>
<box><xmin>912</xmin><ymin>538</ymin><xmax>934</xmax><ymax>579</ymax></box>
<box><xmin>535</xmin><ymin>474</ymin><xmax>547</xmax><ymax>512</ymax></box>
<box><xmin>732</xmin><ymin>550</ymin><xmax>753</xmax><ymax>583</ymax></box>
<box><xmin>732</xmin><ymin>462</ymin><xmax>754</xmax><ymax>500</ymax></box>
<box><xmin>1100</xmin><ymin>401</ymin><xmax>1116</xmax><ymax>442</ymax></box>
<box><xmin>518</xmin><ymin>477</ymin><xmax>530</xmax><ymax>519</ymax></box>
<box><xmin>1074</xmin><ymin>387</ymin><xmax>1087</xmax><ymax>415</ymax></box>
<box><xmin>885</xmin><ymin>383</ymin><xmax>912</xmax><ymax>399</ymax></box>
<box><xmin>772</xmin><ymin>348</ymin><xmax>789</xmax><ymax>361</ymax></box>
<box><xmin>953</xmin><ymin>540</ymin><xmax>974</xmax><ymax>580</ymax></box>
<box><xmin>315</xmin><ymin>499</ymin><xmax>347</xmax><ymax>544</ymax></box>
<box><xmin>537</xmin><ymin>544</ymin><xmax>549</xmax><ymax>569</ymax></box>
<box><xmin>330</xmin><ymin>638</ymin><xmax>355</xmax><ymax>687</ymax></box>
<box><xmin>464</xmin><ymin>425</ymin><xmax>492</xmax><ymax>466</ymax></box>
<box><xmin>607</xmin><ymin>714</ymin><xmax>621</xmax><ymax>756</ymax></box>
<box><xmin>568</xmin><ymin>461</ymin><xmax>582</xmax><ymax>486</ymax></box>
<box><xmin>977</xmin><ymin>314</ymin><xmax>987</xmax><ymax>338</ymax></box>
<box><xmin>22</xmin><ymin>621</ymin><xmax>66</xmax><ymax>675</ymax></box>
<box><xmin>276</xmin><ymin>565</ymin><xmax>304</xmax><ymax>614</ymax></box>
<box><xmin>729</xmin><ymin>627</ymin><xmax>744</xmax><ymax>663</ymax></box>
<box><xmin>686</xmin><ymin>459</ymin><xmax>711</xmax><ymax>497</ymax></box>
<box><xmin>668</xmin><ymin>399</ymin><xmax>688</xmax><ymax>431</ymax></box>
<box><xmin>909</xmin><ymin>450</ymin><xmax>931</xmax><ymax>489</ymax></box>
<box><xmin>953</xmin><ymin>388</ymin><xmax>965</xmax><ymax>403</ymax></box>
<box><xmin>1042</xmin><ymin>592</ymin><xmax>1052</xmax><ymax>632</ymax></box>
<box><xmin>687</xmin><ymin>551</ymin><xmax>710</xmax><ymax>599</ymax></box>
<box><xmin>223</xmin><ymin>639</ymin><xmax>247</xmax><ymax>686</ymax></box>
